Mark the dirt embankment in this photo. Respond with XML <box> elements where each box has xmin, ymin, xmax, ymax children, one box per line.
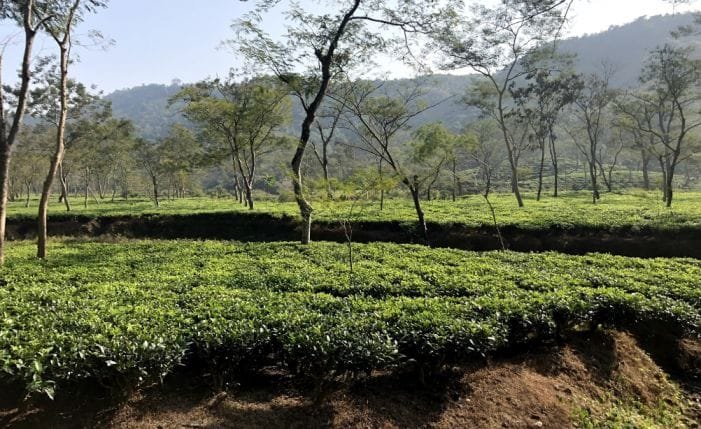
<box><xmin>6</xmin><ymin>213</ymin><xmax>701</xmax><ymax>258</ymax></box>
<box><xmin>1</xmin><ymin>331</ymin><xmax>698</xmax><ymax>428</ymax></box>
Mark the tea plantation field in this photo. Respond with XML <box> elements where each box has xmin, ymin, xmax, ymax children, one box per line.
<box><xmin>7</xmin><ymin>191</ymin><xmax>701</xmax><ymax>231</ymax></box>
<box><xmin>0</xmin><ymin>239</ymin><xmax>698</xmax><ymax>398</ymax></box>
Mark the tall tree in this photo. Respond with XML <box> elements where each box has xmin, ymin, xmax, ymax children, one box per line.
<box><xmin>462</xmin><ymin>119</ymin><xmax>505</xmax><ymax>198</ymax></box>
<box><xmin>411</xmin><ymin>123</ymin><xmax>458</xmax><ymax>201</ymax></box>
<box><xmin>344</xmin><ymin>81</ymin><xmax>441</xmax><ymax>241</ymax></box>
<box><xmin>616</xmin><ymin>45</ymin><xmax>701</xmax><ymax>206</ymax></box>
<box><xmin>434</xmin><ymin>0</ymin><xmax>573</xmax><ymax>207</ymax></box>
<box><xmin>174</xmin><ymin>74</ymin><xmax>291</xmax><ymax>210</ymax></box>
<box><xmin>512</xmin><ymin>68</ymin><xmax>581</xmax><ymax>199</ymax></box>
<box><xmin>11</xmin><ymin>126</ymin><xmax>50</xmax><ymax>207</ymax></box>
<box><xmin>28</xmin><ymin>71</ymin><xmax>109</xmax><ymax>211</ymax></box>
<box><xmin>133</xmin><ymin>138</ymin><xmax>164</xmax><ymax>207</ymax></box>
<box><xmin>36</xmin><ymin>0</ymin><xmax>108</xmax><ymax>259</ymax></box>
<box><xmin>236</xmin><ymin>0</ymin><xmax>458</xmax><ymax>243</ymax></box>
<box><xmin>569</xmin><ymin>69</ymin><xmax>616</xmax><ymax>204</ymax></box>
<box><xmin>0</xmin><ymin>0</ymin><xmax>53</xmax><ymax>265</ymax></box>
<box><xmin>311</xmin><ymin>81</ymin><xmax>354</xmax><ymax>199</ymax></box>
<box><xmin>68</xmin><ymin>116</ymin><xmax>134</xmax><ymax>207</ymax></box>
<box><xmin>158</xmin><ymin>124</ymin><xmax>201</xmax><ymax>199</ymax></box>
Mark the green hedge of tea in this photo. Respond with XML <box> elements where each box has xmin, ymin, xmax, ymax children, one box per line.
<box><xmin>8</xmin><ymin>191</ymin><xmax>701</xmax><ymax>231</ymax></box>
<box><xmin>0</xmin><ymin>240</ymin><xmax>698</xmax><ymax>398</ymax></box>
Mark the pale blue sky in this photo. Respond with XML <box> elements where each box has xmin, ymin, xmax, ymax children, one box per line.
<box><xmin>0</xmin><ymin>0</ymin><xmax>698</xmax><ymax>94</ymax></box>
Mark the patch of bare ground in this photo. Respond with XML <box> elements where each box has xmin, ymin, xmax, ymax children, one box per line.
<box><xmin>1</xmin><ymin>331</ymin><xmax>698</xmax><ymax>428</ymax></box>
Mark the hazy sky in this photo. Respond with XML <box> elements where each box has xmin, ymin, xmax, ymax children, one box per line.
<box><xmin>0</xmin><ymin>0</ymin><xmax>698</xmax><ymax>94</ymax></box>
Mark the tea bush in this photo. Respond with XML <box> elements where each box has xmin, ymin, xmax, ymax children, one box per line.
<box><xmin>0</xmin><ymin>240</ymin><xmax>698</xmax><ymax>397</ymax></box>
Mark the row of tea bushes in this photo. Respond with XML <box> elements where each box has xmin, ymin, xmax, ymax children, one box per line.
<box><xmin>0</xmin><ymin>240</ymin><xmax>698</xmax><ymax>397</ymax></box>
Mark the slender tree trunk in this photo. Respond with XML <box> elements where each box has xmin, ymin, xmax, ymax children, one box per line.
<box><xmin>244</xmin><ymin>179</ymin><xmax>254</xmax><ymax>210</ymax></box>
<box><xmin>289</xmin><ymin>0</ymin><xmax>359</xmax><ymax>244</ymax></box>
<box><xmin>589</xmin><ymin>160</ymin><xmax>599</xmax><ymax>204</ymax></box>
<box><xmin>121</xmin><ymin>171</ymin><xmax>129</xmax><ymax>200</ymax></box>
<box><xmin>8</xmin><ymin>179</ymin><xmax>15</xmax><ymax>203</ymax></box>
<box><xmin>451</xmin><ymin>158</ymin><xmax>457</xmax><ymax>202</ymax></box>
<box><xmin>509</xmin><ymin>160</ymin><xmax>523</xmax><ymax>207</ymax></box>
<box><xmin>485</xmin><ymin>169</ymin><xmax>492</xmax><ymax>198</ymax></box>
<box><xmin>323</xmin><ymin>160</ymin><xmax>332</xmax><ymax>200</ymax></box>
<box><xmin>292</xmin><ymin>155</ymin><xmax>313</xmax><ymax>244</ymax></box>
<box><xmin>83</xmin><ymin>168</ymin><xmax>89</xmax><ymax>208</ymax></box>
<box><xmin>0</xmin><ymin>1</ymin><xmax>41</xmax><ymax>265</ymax></box>
<box><xmin>498</xmin><ymin>115</ymin><xmax>523</xmax><ymax>207</ymax></box>
<box><xmin>641</xmin><ymin>150</ymin><xmax>650</xmax><ymax>190</ymax></box>
<box><xmin>0</xmin><ymin>148</ymin><xmax>9</xmax><ymax>265</ymax></box>
<box><xmin>25</xmin><ymin>182</ymin><xmax>30</xmax><ymax>208</ymax></box>
<box><xmin>96</xmin><ymin>176</ymin><xmax>104</xmax><ymax>199</ymax></box>
<box><xmin>292</xmin><ymin>124</ymin><xmax>314</xmax><ymax>244</ymax></box>
<box><xmin>536</xmin><ymin>141</ymin><xmax>545</xmax><ymax>201</ymax></box>
<box><xmin>409</xmin><ymin>182</ymin><xmax>428</xmax><ymax>243</ymax></box>
<box><xmin>37</xmin><ymin>47</ymin><xmax>70</xmax><ymax>259</ymax></box>
<box><xmin>232</xmin><ymin>175</ymin><xmax>240</xmax><ymax>202</ymax></box>
<box><xmin>549</xmin><ymin>133</ymin><xmax>559</xmax><ymax>198</ymax></box>
<box><xmin>598</xmin><ymin>164</ymin><xmax>612</xmax><ymax>193</ymax></box>
<box><xmin>665</xmin><ymin>155</ymin><xmax>676</xmax><ymax>208</ymax></box>
<box><xmin>658</xmin><ymin>156</ymin><xmax>667</xmax><ymax>203</ymax></box>
<box><xmin>58</xmin><ymin>163</ymin><xmax>71</xmax><ymax>211</ymax></box>
<box><xmin>152</xmin><ymin>175</ymin><xmax>159</xmax><ymax>208</ymax></box>
<box><xmin>379</xmin><ymin>158</ymin><xmax>384</xmax><ymax>211</ymax></box>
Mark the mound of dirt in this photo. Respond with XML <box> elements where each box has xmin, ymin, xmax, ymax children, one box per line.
<box><xmin>2</xmin><ymin>331</ymin><xmax>699</xmax><ymax>428</ymax></box>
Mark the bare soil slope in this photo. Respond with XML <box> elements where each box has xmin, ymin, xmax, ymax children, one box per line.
<box><xmin>2</xmin><ymin>331</ymin><xmax>698</xmax><ymax>428</ymax></box>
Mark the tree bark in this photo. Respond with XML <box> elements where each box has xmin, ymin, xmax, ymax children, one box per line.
<box><xmin>37</xmin><ymin>0</ymin><xmax>81</xmax><ymax>259</ymax></box>
<box><xmin>0</xmin><ymin>0</ymin><xmax>41</xmax><ymax>265</ymax></box>
<box><xmin>659</xmin><ymin>156</ymin><xmax>667</xmax><ymax>203</ymax></box>
<box><xmin>379</xmin><ymin>158</ymin><xmax>384</xmax><ymax>211</ymax></box>
<box><xmin>409</xmin><ymin>181</ymin><xmax>428</xmax><ymax>243</ymax></box>
<box><xmin>38</xmin><ymin>40</ymin><xmax>71</xmax><ymax>259</ymax></box>
<box><xmin>322</xmin><ymin>159</ymin><xmax>332</xmax><ymax>200</ymax></box>
<box><xmin>536</xmin><ymin>140</ymin><xmax>546</xmax><ymax>201</ymax></box>
<box><xmin>152</xmin><ymin>175</ymin><xmax>160</xmax><ymax>208</ymax></box>
<box><xmin>665</xmin><ymin>154</ymin><xmax>678</xmax><ymax>207</ymax></box>
<box><xmin>0</xmin><ymin>148</ymin><xmax>9</xmax><ymax>265</ymax></box>
<box><xmin>244</xmin><ymin>180</ymin><xmax>254</xmax><ymax>210</ymax></box>
<box><xmin>25</xmin><ymin>182</ymin><xmax>31</xmax><ymax>208</ymax></box>
<box><xmin>509</xmin><ymin>160</ymin><xmax>524</xmax><ymax>207</ymax></box>
<box><xmin>497</xmin><ymin>97</ymin><xmax>523</xmax><ymax>207</ymax></box>
<box><xmin>451</xmin><ymin>158</ymin><xmax>457</xmax><ymax>202</ymax></box>
<box><xmin>58</xmin><ymin>162</ymin><xmax>71</xmax><ymax>211</ymax></box>
<box><xmin>83</xmin><ymin>168</ymin><xmax>89</xmax><ymax>208</ymax></box>
<box><xmin>549</xmin><ymin>132</ymin><xmax>559</xmax><ymax>198</ymax></box>
<box><xmin>292</xmin><ymin>146</ymin><xmax>313</xmax><ymax>244</ymax></box>
<box><xmin>552</xmin><ymin>161</ymin><xmax>559</xmax><ymax>198</ymax></box>
<box><xmin>641</xmin><ymin>150</ymin><xmax>650</xmax><ymax>190</ymax></box>
<box><xmin>289</xmin><ymin>1</ymin><xmax>361</xmax><ymax>244</ymax></box>
<box><xmin>589</xmin><ymin>160</ymin><xmax>599</xmax><ymax>204</ymax></box>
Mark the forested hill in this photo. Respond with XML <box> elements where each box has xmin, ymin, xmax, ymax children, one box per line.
<box><xmin>558</xmin><ymin>13</ymin><xmax>699</xmax><ymax>87</ymax></box>
<box><xmin>105</xmin><ymin>13</ymin><xmax>700</xmax><ymax>139</ymax></box>
<box><xmin>106</xmin><ymin>83</ymin><xmax>186</xmax><ymax>140</ymax></box>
